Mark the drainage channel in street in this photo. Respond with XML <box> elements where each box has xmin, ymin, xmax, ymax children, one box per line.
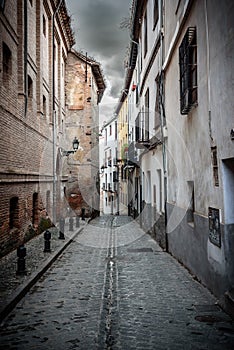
<box><xmin>97</xmin><ymin>216</ymin><xmax>118</xmax><ymax>349</ymax></box>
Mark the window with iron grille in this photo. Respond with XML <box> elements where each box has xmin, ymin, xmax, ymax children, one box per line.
<box><xmin>179</xmin><ymin>27</ymin><xmax>197</xmax><ymax>115</ymax></box>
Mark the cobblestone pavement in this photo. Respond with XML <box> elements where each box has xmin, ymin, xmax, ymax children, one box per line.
<box><xmin>0</xmin><ymin>215</ymin><xmax>234</xmax><ymax>349</ymax></box>
<box><xmin>0</xmin><ymin>217</ymin><xmax>87</xmax><ymax>321</ymax></box>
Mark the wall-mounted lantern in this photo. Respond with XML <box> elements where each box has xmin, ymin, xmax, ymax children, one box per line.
<box><xmin>60</xmin><ymin>137</ymin><xmax>79</xmax><ymax>157</ymax></box>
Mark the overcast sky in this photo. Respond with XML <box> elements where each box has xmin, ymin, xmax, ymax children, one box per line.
<box><xmin>66</xmin><ymin>0</ymin><xmax>132</xmax><ymax>124</ymax></box>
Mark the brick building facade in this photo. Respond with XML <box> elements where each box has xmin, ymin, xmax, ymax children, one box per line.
<box><xmin>0</xmin><ymin>0</ymin><xmax>74</xmax><ymax>257</ymax></box>
<box><xmin>64</xmin><ymin>49</ymin><xmax>105</xmax><ymax>218</ymax></box>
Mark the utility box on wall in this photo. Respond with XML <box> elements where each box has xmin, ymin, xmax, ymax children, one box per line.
<box><xmin>208</xmin><ymin>207</ymin><xmax>221</xmax><ymax>247</ymax></box>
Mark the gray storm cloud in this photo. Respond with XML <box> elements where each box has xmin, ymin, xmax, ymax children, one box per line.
<box><xmin>66</xmin><ymin>0</ymin><xmax>131</xmax><ymax>100</ymax></box>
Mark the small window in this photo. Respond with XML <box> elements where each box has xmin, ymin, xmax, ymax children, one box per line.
<box><xmin>9</xmin><ymin>197</ymin><xmax>19</xmax><ymax>229</ymax></box>
<box><xmin>43</xmin><ymin>15</ymin><xmax>46</xmax><ymax>37</ymax></box>
<box><xmin>179</xmin><ymin>27</ymin><xmax>197</xmax><ymax>114</ymax></box>
<box><xmin>2</xmin><ymin>42</ymin><xmax>12</xmax><ymax>84</ymax></box>
<box><xmin>211</xmin><ymin>146</ymin><xmax>219</xmax><ymax>186</ymax></box>
<box><xmin>153</xmin><ymin>0</ymin><xmax>159</xmax><ymax>29</ymax></box>
<box><xmin>43</xmin><ymin>95</ymin><xmax>46</xmax><ymax>117</ymax></box>
<box><xmin>27</xmin><ymin>75</ymin><xmax>33</xmax><ymax>99</ymax></box>
<box><xmin>109</xmin><ymin>125</ymin><xmax>112</xmax><ymax>136</ymax></box>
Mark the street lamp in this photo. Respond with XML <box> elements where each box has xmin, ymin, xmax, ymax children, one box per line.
<box><xmin>60</xmin><ymin>137</ymin><xmax>80</xmax><ymax>157</ymax></box>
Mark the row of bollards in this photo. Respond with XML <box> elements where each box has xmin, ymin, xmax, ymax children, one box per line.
<box><xmin>16</xmin><ymin>214</ymin><xmax>84</xmax><ymax>275</ymax></box>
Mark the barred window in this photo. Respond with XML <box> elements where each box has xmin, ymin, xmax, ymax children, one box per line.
<box><xmin>179</xmin><ymin>27</ymin><xmax>197</xmax><ymax>115</ymax></box>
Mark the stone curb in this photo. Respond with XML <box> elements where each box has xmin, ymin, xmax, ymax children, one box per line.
<box><xmin>0</xmin><ymin>224</ymin><xmax>86</xmax><ymax>324</ymax></box>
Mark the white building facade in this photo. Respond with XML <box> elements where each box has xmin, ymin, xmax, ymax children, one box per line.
<box><xmin>164</xmin><ymin>0</ymin><xmax>234</xmax><ymax>312</ymax></box>
<box><xmin>100</xmin><ymin>116</ymin><xmax>119</xmax><ymax>215</ymax></box>
<box><xmin>120</xmin><ymin>0</ymin><xmax>234</xmax><ymax>315</ymax></box>
<box><xmin>122</xmin><ymin>0</ymin><xmax>166</xmax><ymax>246</ymax></box>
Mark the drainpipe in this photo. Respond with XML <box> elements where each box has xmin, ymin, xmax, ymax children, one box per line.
<box><xmin>204</xmin><ymin>0</ymin><xmax>213</xmax><ymax>144</ymax></box>
<box><xmin>52</xmin><ymin>0</ymin><xmax>63</xmax><ymax>225</ymax></box>
<box><xmin>159</xmin><ymin>0</ymin><xmax>168</xmax><ymax>252</ymax></box>
<box><xmin>24</xmin><ymin>0</ymin><xmax>28</xmax><ymax>116</ymax></box>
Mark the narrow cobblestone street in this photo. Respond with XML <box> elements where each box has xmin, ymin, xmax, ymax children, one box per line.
<box><xmin>0</xmin><ymin>215</ymin><xmax>234</xmax><ymax>349</ymax></box>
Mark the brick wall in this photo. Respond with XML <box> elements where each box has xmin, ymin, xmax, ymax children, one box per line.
<box><xmin>0</xmin><ymin>0</ymin><xmax>73</xmax><ymax>257</ymax></box>
<box><xmin>65</xmin><ymin>51</ymin><xmax>101</xmax><ymax>217</ymax></box>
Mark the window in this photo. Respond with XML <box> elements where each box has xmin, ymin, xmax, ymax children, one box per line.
<box><xmin>144</xmin><ymin>10</ymin><xmax>148</xmax><ymax>57</ymax></box>
<box><xmin>179</xmin><ymin>27</ymin><xmax>197</xmax><ymax>114</ymax></box>
<box><xmin>211</xmin><ymin>146</ymin><xmax>219</xmax><ymax>186</ymax></box>
<box><xmin>43</xmin><ymin>15</ymin><xmax>46</xmax><ymax>37</ymax></box>
<box><xmin>43</xmin><ymin>95</ymin><xmax>46</xmax><ymax>117</ymax></box>
<box><xmin>2</xmin><ymin>42</ymin><xmax>12</xmax><ymax>84</ymax></box>
<box><xmin>27</xmin><ymin>75</ymin><xmax>33</xmax><ymax>98</ymax></box>
<box><xmin>153</xmin><ymin>0</ymin><xmax>159</xmax><ymax>29</ymax></box>
<box><xmin>109</xmin><ymin>125</ymin><xmax>112</xmax><ymax>136</ymax></box>
<box><xmin>9</xmin><ymin>197</ymin><xmax>19</xmax><ymax>229</ymax></box>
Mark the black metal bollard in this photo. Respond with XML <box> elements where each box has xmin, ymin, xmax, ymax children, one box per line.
<box><xmin>69</xmin><ymin>217</ymin><xmax>74</xmax><ymax>231</ymax></box>
<box><xmin>44</xmin><ymin>230</ymin><xmax>51</xmax><ymax>252</ymax></box>
<box><xmin>59</xmin><ymin>218</ymin><xmax>65</xmax><ymax>239</ymax></box>
<box><xmin>16</xmin><ymin>245</ymin><xmax>27</xmax><ymax>275</ymax></box>
<box><xmin>76</xmin><ymin>216</ymin><xmax>80</xmax><ymax>228</ymax></box>
<box><xmin>81</xmin><ymin>208</ymin><xmax>85</xmax><ymax>221</ymax></box>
